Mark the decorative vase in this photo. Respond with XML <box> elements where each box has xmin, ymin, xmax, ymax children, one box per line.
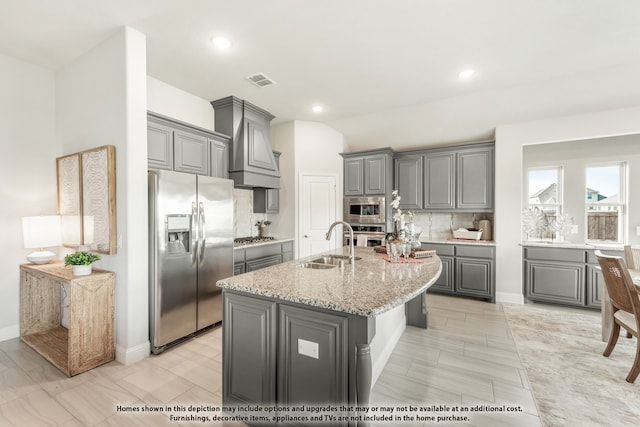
<box><xmin>72</xmin><ymin>265</ymin><xmax>92</xmax><ymax>276</ymax></box>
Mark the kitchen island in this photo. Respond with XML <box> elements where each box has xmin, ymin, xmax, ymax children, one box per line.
<box><xmin>217</xmin><ymin>246</ymin><xmax>441</xmax><ymax>426</ymax></box>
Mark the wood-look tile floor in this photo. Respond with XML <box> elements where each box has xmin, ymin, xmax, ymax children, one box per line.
<box><xmin>0</xmin><ymin>294</ymin><xmax>541</xmax><ymax>426</ymax></box>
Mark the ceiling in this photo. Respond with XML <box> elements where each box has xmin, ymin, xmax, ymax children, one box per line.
<box><xmin>2</xmin><ymin>0</ymin><xmax>640</xmax><ymax>151</ymax></box>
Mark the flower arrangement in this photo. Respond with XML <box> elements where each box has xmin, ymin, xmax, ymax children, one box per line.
<box><xmin>64</xmin><ymin>251</ymin><xmax>101</xmax><ymax>266</ymax></box>
<box><xmin>387</xmin><ymin>190</ymin><xmax>413</xmax><ymax>242</ymax></box>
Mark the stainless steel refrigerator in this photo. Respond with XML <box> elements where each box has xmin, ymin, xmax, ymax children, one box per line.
<box><xmin>148</xmin><ymin>169</ymin><xmax>234</xmax><ymax>353</ymax></box>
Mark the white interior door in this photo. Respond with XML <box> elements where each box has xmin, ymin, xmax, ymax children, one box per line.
<box><xmin>299</xmin><ymin>174</ymin><xmax>337</xmax><ymax>258</ymax></box>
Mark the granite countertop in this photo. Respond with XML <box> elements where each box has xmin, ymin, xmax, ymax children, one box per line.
<box><xmin>233</xmin><ymin>236</ymin><xmax>294</xmax><ymax>249</ymax></box>
<box><xmin>421</xmin><ymin>239</ymin><xmax>496</xmax><ymax>247</ymax></box>
<box><xmin>520</xmin><ymin>241</ymin><xmax>624</xmax><ymax>251</ymax></box>
<box><xmin>217</xmin><ymin>246</ymin><xmax>442</xmax><ymax>317</ymax></box>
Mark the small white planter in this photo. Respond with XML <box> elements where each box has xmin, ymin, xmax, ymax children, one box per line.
<box><xmin>72</xmin><ymin>264</ymin><xmax>92</xmax><ymax>276</ymax></box>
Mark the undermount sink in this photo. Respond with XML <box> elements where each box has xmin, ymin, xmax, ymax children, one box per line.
<box><xmin>297</xmin><ymin>262</ymin><xmax>337</xmax><ymax>269</ymax></box>
<box><xmin>297</xmin><ymin>254</ymin><xmax>362</xmax><ymax>269</ymax></box>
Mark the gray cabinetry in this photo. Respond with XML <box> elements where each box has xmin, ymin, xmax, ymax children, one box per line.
<box><xmin>424</xmin><ymin>151</ymin><xmax>456</xmax><ymax>210</ymax></box>
<box><xmin>278</xmin><ymin>305</ymin><xmax>348</xmax><ymax>412</ymax></box>
<box><xmin>394</xmin><ymin>154</ymin><xmax>423</xmax><ymax>210</ymax></box>
<box><xmin>147</xmin><ymin>112</ymin><xmax>231</xmax><ymax>178</ymax></box>
<box><xmin>456</xmin><ymin>146</ymin><xmax>493</xmax><ymax>210</ymax></box>
<box><xmin>234</xmin><ymin>241</ymin><xmax>294</xmax><ymax>275</ymax></box>
<box><xmin>341</xmin><ymin>149</ymin><xmax>393</xmax><ymax>197</ymax></box>
<box><xmin>223</xmin><ymin>291</ymin><xmax>350</xmax><ymax>422</ymax></box>
<box><xmin>522</xmin><ymin>246</ymin><xmax>622</xmax><ymax>309</ymax></box>
<box><xmin>211</xmin><ymin>96</ymin><xmax>280</xmax><ymax>189</ymax></box>
<box><xmin>209</xmin><ymin>136</ymin><xmax>229</xmax><ymax>179</ymax></box>
<box><xmin>147</xmin><ymin>120</ymin><xmax>173</xmax><ymax>170</ymax></box>
<box><xmin>426</xmin><ymin>243</ymin><xmax>495</xmax><ymax>302</ymax></box>
<box><xmin>174</xmin><ymin>129</ymin><xmax>209</xmax><ymax>175</ymax></box>
<box><xmin>392</xmin><ymin>142</ymin><xmax>493</xmax><ymax>212</ymax></box>
<box><xmin>223</xmin><ymin>292</ymin><xmax>277</xmax><ymax>405</ymax></box>
<box><xmin>254</xmin><ymin>152</ymin><xmax>280</xmax><ymax>213</ymax></box>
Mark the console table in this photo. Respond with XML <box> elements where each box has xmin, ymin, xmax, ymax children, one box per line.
<box><xmin>20</xmin><ymin>263</ymin><xmax>115</xmax><ymax>376</ymax></box>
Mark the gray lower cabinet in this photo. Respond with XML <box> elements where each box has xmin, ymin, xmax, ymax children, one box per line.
<box><xmin>223</xmin><ymin>292</ymin><xmax>277</xmax><ymax>405</ymax></box>
<box><xmin>522</xmin><ymin>246</ymin><xmax>623</xmax><ymax>309</ymax></box>
<box><xmin>426</xmin><ymin>243</ymin><xmax>495</xmax><ymax>302</ymax></box>
<box><xmin>278</xmin><ymin>305</ymin><xmax>348</xmax><ymax>410</ymax></box>
<box><xmin>223</xmin><ymin>292</ymin><xmax>348</xmax><ymax>426</ymax></box>
<box><xmin>234</xmin><ymin>241</ymin><xmax>294</xmax><ymax>275</ymax></box>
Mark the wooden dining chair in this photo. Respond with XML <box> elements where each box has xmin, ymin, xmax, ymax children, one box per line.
<box><xmin>596</xmin><ymin>250</ymin><xmax>640</xmax><ymax>383</ymax></box>
<box><xmin>624</xmin><ymin>245</ymin><xmax>640</xmax><ymax>270</ymax></box>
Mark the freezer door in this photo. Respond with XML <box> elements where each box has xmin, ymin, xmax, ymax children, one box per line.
<box><xmin>197</xmin><ymin>175</ymin><xmax>234</xmax><ymax>328</ymax></box>
<box><xmin>149</xmin><ymin>170</ymin><xmax>198</xmax><ymax>351</ymax></box>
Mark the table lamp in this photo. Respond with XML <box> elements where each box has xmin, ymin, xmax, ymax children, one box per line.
<box><xmin>22</xmin><ymin>215</ymin><xmax>62</xmax><ymax>264</ymax></box>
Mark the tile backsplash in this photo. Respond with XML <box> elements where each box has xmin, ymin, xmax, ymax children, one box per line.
<box><xmin>408</xmin><ymin>212</ymin><xmax>494</xmax><ymax>241</ymax></box>
<box><xmin>234</xmin><ymin>188</ymin><xmax>267</xmax><ymax>238</ymax></box>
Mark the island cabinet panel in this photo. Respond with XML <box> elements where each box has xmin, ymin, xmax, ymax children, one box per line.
<box><xmin>223</xmin><ymin>292</ymin><xmax>277</xmax><ymax>405</ymax></box>
<box><xmin>278</xmin><ymin>305</ymin><xmax>348</xmax><ymax>414</ymax></box>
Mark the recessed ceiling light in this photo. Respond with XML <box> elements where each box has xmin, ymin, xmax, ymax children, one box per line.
<box><xmin>458</xmin><ymin>69</ymin><xmax>475</xmax><ymax>79</ymax></box>
<box><xmin>312</xmin><ymin>105</ymin><xmax>323</xmax><ymax>113</ymax></box>
<box><xmin>211</xmin><ymin>36</ymin><xmax>231</xmax><ymax>49</ymax></box>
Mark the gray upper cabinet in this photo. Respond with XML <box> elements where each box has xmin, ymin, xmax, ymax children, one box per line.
<box><xmin>392</xmin><ymin>142</ymin><xmax>494</xmax><ymax>212</ymax></box>
<box><xmin>254</xmin><ymin>151</ymin><xmax>280</xmax><ymax>213</ymax></box>
<box><xmin>344</xmin><ymin>157</ymin><xmax>364</xmax><ymax>196</ymax></box>
<box><xmin>209</xmin><ymin>136</ymin><xmax>229</xmax><ymax>179</ymax></box>
<box><xmin>424</xmin><ymin>152</ymin><xmax>455</xmax><ymax>210</ymax></box>
<box><xmin>394</xmin><ymin>155</ymin><xmax>423</xmax><ymax>210</ymax></box>
<box><xmin>147</xmin><ymin>112</ymin><xmax>231</xmax><ymax>179</ymax></box>
<box><xmin>174</xmin><ymin>129</ymin><xmax>209</xmax><ymax>175</ymax></box>
<box><xmin>456</xmin><ymin>146</ymin><xmax>493</xmax><ymax>210</ymax></box>
<box><xmin>147</xmin><ymin>120</ymin><xmax>173</xmax><ymax>170</ymax></box>
<box><xmin>364</xmin><ymin>155</ymin><xmax>388</xmax><ymax>195</ymax></box>
<box><xmin>341</xmin><ymin>149</ymin><xmax>393</xmax><ymax>197</ymax></box>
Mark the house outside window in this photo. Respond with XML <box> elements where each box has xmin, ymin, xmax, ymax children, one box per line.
<box><xmin>525</xmin><ymin>167</ymin><xmax>562</xmax><ymax>239</ymax></box>
<box><xmin>585</xmin><ymin>163</ymin><xmax>626</xmax><ymax>243</ymax></box>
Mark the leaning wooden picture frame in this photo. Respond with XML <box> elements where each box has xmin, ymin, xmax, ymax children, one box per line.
<box><xmin>56</xmin><ymin>145</ymin><xmax>117</xmax><ymax>254</ymax></box>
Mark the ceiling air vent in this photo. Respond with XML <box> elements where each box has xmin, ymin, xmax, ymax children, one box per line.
<box><xmin>245</xmin><ymin>72</ymin><xmax>276</xmax><ymax>88</ymax></box>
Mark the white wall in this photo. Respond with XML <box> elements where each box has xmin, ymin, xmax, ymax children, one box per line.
<box><xmin>56</xmin><ymin>27</ymin><xmax>149</xmax><ymax>364</ymax></box>
<box><xmin>523</xmin><ymin>135</ymin><xmax>640</xmax><ymax>245</ymax></box>
<box><xmin>271</xmin><ymin>120</ymin><xmax>347</xmax><ymax>257</ymax></box>
<box><xmin>147</xmin><ymin>77</ymin><xmax>215</xmax><ymax>131</ymax></box>
<box><xmin>494</xmin><ymin>106</ymin><xmax>640</xmax><ymax>303</ymax></box>
<box><xmin>0</xmin><ymin>54</ymin><xmax>59</xmax><ymax>341</ymax></box>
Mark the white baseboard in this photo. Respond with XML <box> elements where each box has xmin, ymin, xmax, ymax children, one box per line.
<box><xmin>0</xmin><ymin>324</ymin><xmax>19</xmax><ymax>342</ymax></box>
<box><xmin>496</xmin><ymin>291</ymin><xmax>525</xmax><ymax>305</ymax></box>
<box><xmin>116</xmin><ymin>340</ymin><xmax>151</xmax><ymax>365</ymax></box>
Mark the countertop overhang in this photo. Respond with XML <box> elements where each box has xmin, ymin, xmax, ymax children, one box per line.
<box><xmin>217</xmin><ymin>246</ymin><xmax>442</xmax><ymax>317</ymax></box>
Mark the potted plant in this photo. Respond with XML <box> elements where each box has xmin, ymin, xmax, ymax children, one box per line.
<box><xmin>64</xmin><ymin>251</ymin><xmax>101</xmax><ymax>276</ymax></box>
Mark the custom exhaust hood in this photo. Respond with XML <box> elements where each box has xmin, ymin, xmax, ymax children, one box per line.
<box><xmin>210</xmin><ymin>96</ymin><xmax>280</xmax><ymax>189</ymax></box>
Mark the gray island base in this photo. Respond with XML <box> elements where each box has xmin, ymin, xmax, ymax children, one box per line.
<box><xmin>217</xmin><ymin>246</ymin><xmax>442</xmax><ymax>426</ymax></box>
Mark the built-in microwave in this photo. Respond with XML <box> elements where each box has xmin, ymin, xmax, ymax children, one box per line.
<box><xmin>344</xmin><ymin>196</ymin><xmax>386</xmax><ymax>225</ymax></box>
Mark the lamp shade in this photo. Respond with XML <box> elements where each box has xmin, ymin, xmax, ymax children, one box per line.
<box><xmin>22</xmin><ymin>216</ymin><xmax>61</xmax><ymax>264</ymax></box>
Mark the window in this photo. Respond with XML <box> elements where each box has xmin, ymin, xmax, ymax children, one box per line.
<box><xmin>585</xmin><ymin>163</ymin><xmax>626</xmax><ymax>243</ymax></box>
<box><xmin>526</xmin><ymin>167</ymin><xmax>562</xmax><ymax>239</ymax></box>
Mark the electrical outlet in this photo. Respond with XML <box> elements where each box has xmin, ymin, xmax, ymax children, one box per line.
<box><xmin>298</xmin><ymin>338</ymin><xmax>319</xmax><ymax>359</ymax></box>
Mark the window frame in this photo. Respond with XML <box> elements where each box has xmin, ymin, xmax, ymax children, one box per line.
<box><xmin>584</xmin><ymin>161</ymin><xmax>627</xmax><ymax>244</ymax></box>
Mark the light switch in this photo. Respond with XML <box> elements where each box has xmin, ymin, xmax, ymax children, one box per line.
<box><xmin>298</xmin><ymin>338</ymin><xmax>319</xmax><ymax>359</ymax></box>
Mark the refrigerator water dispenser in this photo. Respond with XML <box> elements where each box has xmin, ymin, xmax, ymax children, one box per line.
<box><xmin>166</xmin><ymin>214</ymin><xmax>190</xmax><ymax>254</ymax></box>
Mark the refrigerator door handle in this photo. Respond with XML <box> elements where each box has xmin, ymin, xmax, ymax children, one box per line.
<box><xmin>199</xmin><ymin>202</ymin><xmax>206</xmax><ymax>265</ymax></box>
<box><xmin>191</xmin><ymin>201</ymin><xmax>198</xmax><ymax>265</ymax></box>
